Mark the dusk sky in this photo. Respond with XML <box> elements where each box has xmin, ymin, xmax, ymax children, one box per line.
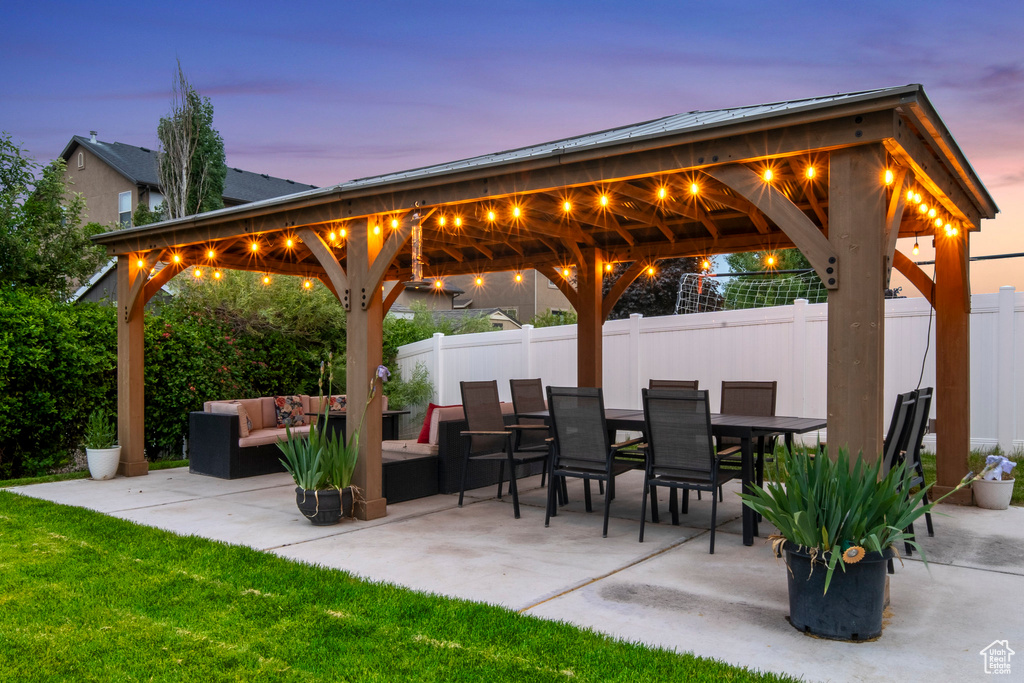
<box><xmin>3</xmin><ymin>1</ymin><xmax>1022</xmax><ymax>293</ymax></box>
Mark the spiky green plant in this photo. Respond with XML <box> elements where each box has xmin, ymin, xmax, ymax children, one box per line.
<box><xmin>739</xmin><ymin>447</ymin><xmax>967</xmax><ymax>593</ymax></box>
<box><xmin>82</xmin><ymin>408</ymin><xmax>117</xmax><ymax>450</ymax></box>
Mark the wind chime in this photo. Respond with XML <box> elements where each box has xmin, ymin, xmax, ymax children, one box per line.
<box><xmin>410</xmin><ymin>212</ymin><xmax>423</xmax><ymax>281</ymax></box>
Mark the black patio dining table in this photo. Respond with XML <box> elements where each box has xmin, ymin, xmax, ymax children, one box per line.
<box><xmin>521</xmin><ymin>407</ymin><xmax>827</xmax><ymax>545</ymax></box>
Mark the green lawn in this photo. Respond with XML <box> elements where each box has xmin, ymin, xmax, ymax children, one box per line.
<box><xmin>0</xmin><ymin>459</ymin><xmax>188</xmax><ymax>489</ymax></box>
<box><xmin>919</xmin><ymin>451</ymin><xmax>1023</xmax><ymax>506</ymax></box>
<box><xmin>0</xmin><ymin>491</ymin><xmax>792</xmax><ymax>682</ymax></box>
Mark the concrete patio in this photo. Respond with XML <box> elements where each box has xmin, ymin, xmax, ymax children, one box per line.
<box><xmin>9</xmin><ymin>469</ymin><xmax>1022</xmax><ymax>682</ymax></box>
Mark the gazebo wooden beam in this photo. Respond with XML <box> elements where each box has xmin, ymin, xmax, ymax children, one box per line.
<box><xmin>602</xmin><ymin>259</ymin><xmax>650</xmax><ymax>320</ymax></box>
<box><xmin>535</xmin><ymin>264</ymin><xmax>579</xmax><ymax>310</ymax></box>
<box><xmin>892</xmin><ymin>249</ymin><xmax>935</xmax><ymax>305</ymax></box>
<box><xmin>705</xmin><ymin>164</ymin><xmax>838</xmax><ymax>289</ymax></box>
<box><xmin>884</xmin><ymin>167</ymin><xmax>913</xmax><ymax>285</ymax></box>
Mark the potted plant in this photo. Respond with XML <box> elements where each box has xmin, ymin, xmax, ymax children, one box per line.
<box><xmin>83</xmin><ymin>408</ymin><xmax>120</xmax><ymax>480</ymax></box>
<box><xmin>739</xmin><ymin>447</ymin><xmax>979</xmax><ymax>641</ymax></box>
<box><xmin>972</xmin><ymin>454</ymin><xmax>1017</xmax><ymax>510</ymax></box>
<box><xmin>278</xmin><ymin>355</ymin><xmax>389</xmax><ymax>525</ymax></box>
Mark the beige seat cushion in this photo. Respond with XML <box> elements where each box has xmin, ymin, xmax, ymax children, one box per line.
<box><xmin>381</xmin><ymin>440</ymin><xmax>439</xmax><ymax>457</ymax></box>
<box><xmin>239</xmin><ymin>425</ymin><xmax>310</xmax><ymax>448</ymax></box>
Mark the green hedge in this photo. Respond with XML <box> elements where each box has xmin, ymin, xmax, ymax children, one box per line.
<box><xmin>0</xmin><ymin>291</ymin><xmax>342</xmax><ymax>477</ymax></box>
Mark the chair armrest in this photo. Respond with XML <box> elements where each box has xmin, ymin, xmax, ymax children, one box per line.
<box><xmin>508</xmin><ymin>424</ymin><xmax>549</xmax><ymax>430</ymax></box>
<box><xmin>611</xmin><ymin>436</ymin><xmax>645</xmax><ymax>451</ymax></box>
<box><xmin>460</xmin><ymin>430</ymin><xmax>511</xmax><ymax>436</ymax></box>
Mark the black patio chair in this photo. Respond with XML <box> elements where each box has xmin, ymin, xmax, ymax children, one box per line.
<box><xmin>509</xmin><ymin>378</ymin><xmax>552</xmax><ymax>487</ymax></box>
<box><xmin>649</xmin><ymin>379</ymin><xmax>699</xmax><ymax>391</ymax></box>
<box><xmin>457</xmin><ymin>380</ymin><xmax>549</xmax><ymax>519</ymax></box>
<box><xmin>718</xmin><ymin>380</ymin><xmax>778</xmax><ymax>492</ymax></box>
<box><xmin>639</xmin><ymin>388</ymin><xmax>740</xmax><ymax>553</ymax></box>
<box><xmin>888</xmin><ymin>387</ymin><xmax>935</xmax><ymax>557</ymax></box>
<box><xmin>879</xmin><ymin>390</ymin><xmax>917</xmax><ymax>573</ymax></box>
<box><xmin>545</xmin><ymin>386</ymin><xmax>641</xmax><ymax>537</ymax></box>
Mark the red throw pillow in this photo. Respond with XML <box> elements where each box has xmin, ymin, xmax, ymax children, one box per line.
<box><xmin>417</xmin><ymin>403</ymin><xmax>439</xmax><ymax>443</ymax></box>
<box><xmin>416</xmin><ymin>403</ymin><xmax>458</xmax><ymax>443</ymax></box>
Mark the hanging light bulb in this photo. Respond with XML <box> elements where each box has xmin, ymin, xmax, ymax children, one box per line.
<box><xmin>434</xmin><ymin>279</ymin><xmax>443</xmax><ymax>289</ymax></box>
<box><xmin>136</xmin><ymin>258</ymin><xmax>145</xmax><ymax>269</ymax></box>
<box><xmin>391</xmin><ymin>218</ymin><xmax>399</xmax><ymax>229</ymax></box>
<box><xmin>912</xmin><ymin>237</ymin><xmax>920</xmax><ymax>256</ymax></box>
<box><xmin>646</xmin><ymin>265</ymin><xmax>656</xmax><ymax>276</ymax></box>
<box><xmin>605</xmin><ymin>263</ymin><xmax>613</xmax><ymax>272</ymax></box>
<box><xmin>562</xmin><ymin>267</ymin><xmax>571</xmax><ymax>278</ymax></box>
<box><xmin>263</xmin><ymin>274</ymin><xmax>271</xmax><ymax>285</ymax></box>
<box><xmin>514</xmin><ymin>272</ymin><xmax>523</xmax><ymax>283</ymax></box>
<box><xmin>512</xmin><ymin>206</ymin><xmax>521</xmax><ymax>219</ymax></box>
<box><xmin>474</xmin><ymin>276</ymin><xmax>483</xmax><ymax>286</ymax></box>
<box><xmin>286</xmin><ymin>237</ymin><xmax>294</xmax><ymax>248</ymax></box>
<box><xmin>765</xmin><ymin>254</ymin><xmax>777</xmax><ymax>268</ymax></box>
<box><xmin>563</xmin><ymin>200</ymin><xmax>572</xmax><ymax>212</ymax></box>
<box><xmin>372</xmin><ymin>224</ymin><xmax>381</xmax><ymax>235</ymax></box>
<box><xmin>487</xmin><ymin>210</ymin><xmax>496</xmax><ymax>222</ymax></box>
<box><xmin>454</xmin><ymin>216</ymin><xmax>462</xmax><ymax>228</ymax></box>
<box><xmin>438</xmin><ymin>216</ymin><xmax>447</xmax><ymax>227</ymax></box>
<box><xmin>906</xmin><ymin>189</ymin><xmax>915</xmax><ymax>201</ymax></box>
<box><xmin>700</xmin><ymin>258</ymin><xmax>711</xmax><ymax>272</ymax></box>
<box><xmin>762</xmin><ymin>168</ymin><xmax>774</xmax><ymax>182</ymax></box>
<box><xmin>193</xmin><ymin>268</ymin><xmax>202</xmax><ymax>278</ymax></box>
<box><xmin>250</xmin><ymin>241</ymin><xmax>259</xmax><ymax>253</ymax></box>
<box><xmin>599</xmin><ymin>194</ymin><xmax>609</xmax><ymax>207</ymax></box>
<box><xmin>329</xmin><ymin>231</ymin><xmax>336</xmax><ymax>241</ymax></box>
<box><xmin>690</xmin><ymin>182</ymin><xmax>700</xmax><ymax>195</ymax></box>
<box><xmin>172</xmin><ymin>253</ymin><xmax>182</xmax><ymax>263</ymax></box>
<box><xmin>303</xmin><ymin>279</ymin><xmax>312</xmax><ymax>289</ymax></box>
<box><xmin>884</xmin><ymin>169</ymin><xmax>894</xmax><ymax>185</ymax></box>
<box><xmin>657</xmin><ymin>187</ymin><xmax>667</xmax><ymax>200</ymax></box>
<box><xmin>213</xmin><ymin>270</ymin><xmax>222</xmax><ymax>280</ymax></box>
<box><xmin>805</xmin><ymin>166</ymin><xmax>816</xmax><ymax>180</ymax></box>
<box><xmin>340</xmin><ymin>228</ymin><xmax>347</xmax><ymax>238</ymax></box>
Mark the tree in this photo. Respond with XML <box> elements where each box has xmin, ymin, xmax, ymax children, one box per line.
<box><xmin>528</xmin><ymin>308</ymin><xmax>578</xmax><ymax>327</ymax></box>
<box><xmin>722</xmin><ymin>249</ymin><xmax>825</xmax><ymax>308</ymax></box>
<box><xmin>603</xmin><ymin>257</ymin><xmax>701</xmax><ymax>319</ymax></box>
<box><xmin>0</xmin><ymin>133</ymin><xmax>107</xmax><ymax>300</ymax></box>
<box><xmin>157</xmin><ymin>62</ymin><xmax>226</xmax><ymax>219</ymax></box>
<box><xmin>724</xmin><ymin>248</ymin><xmax>811</xmax><ymax>273</ymax></box>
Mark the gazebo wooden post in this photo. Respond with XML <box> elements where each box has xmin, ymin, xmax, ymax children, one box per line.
<box><xmin>825</xmin><ymin>145</ymin><xmax>887</xmax><ymax>462</ymax></box>
<box><xmin>576</xmin><ymin>247</ymin><xmax>605</xmax><ymax>387</ymax></box>
<box><xmin>346</xmin><ymin>216</ymin><xmax>387</xmax><ymax>520</ymax></box>
<box><xmin>115</xmin><ymin>254</ymin><xmax>149</xmax><ymax>476</ymax></box>
<box><xmin>932</xmin><ymin>224</ymin><xmax>973</xmax><ymax>502</ymax></box>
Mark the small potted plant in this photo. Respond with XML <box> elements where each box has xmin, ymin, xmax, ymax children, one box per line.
<box><xmin>278</xmin><ymin>355</ymin><xmax>389</xmax><ymax>525</ymax></box>
<box><xmin>83</xmin><ymin>408</ymin><xmax>120</xmax><ymax>480</ymax></box>
<box><xmin>739</xmin><ymin>447</ymin><xmax>979</xmax><ymax>641</ymax></box>
<box><xmin>972</xmin><ymin>454</ymin><xmax>1017</xmax><ymax>510</ymax></box>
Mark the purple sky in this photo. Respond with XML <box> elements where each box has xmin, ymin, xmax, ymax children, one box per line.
<box><xmin>3</xmin><ymin>1</ymin><xmax>1022</xmax><ymax>292</ymax></box>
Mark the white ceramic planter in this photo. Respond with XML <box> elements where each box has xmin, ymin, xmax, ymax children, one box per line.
<box><xmin>973</xmin><ymin>478</ymin><xmax>1014</xmax><ymax>510</ymax></box>
<box><xmin>86</xmin><ymin>446</ymin><xmax>121</xmax><ymax>480</ymax></box>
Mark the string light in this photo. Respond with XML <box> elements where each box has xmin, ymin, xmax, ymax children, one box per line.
<box><xmin>690</xmin><ymin>182</ymin><xmax>700</xmax><ymax>195</ymax></box>
<box><xmin>514</xmin><ymin>272</ymin><xmax>523</xmax><ymax>283</ymax></box>
<box><xmin>918</xmin><ymin>204</ymin><xmax>928</xmax><ymax>214</ymax></box>
<box><xmin>434</xmin><ymin>279</ymin><xmax>443</xmax><ymax>289</ymax></box>
<box><xmin>286</xmin><ymin>238</ymin><xmax>294</xmax><ymax>248</ymax></box>
<box><xmin>207</xmin><ymin>249</ymin><xmax>216</xmax><ymax>259</ymax></box>
<box><xmin>172</xmin><ymin>253</ymin><xmax>181</xmax><ymax>263</ymax></box>
<box><xmin>487</xmin><ymin>210</ymin><xmax>496</xmax><ymax>222</ymax></box>
<box><xmin>599</xmin><ymin>194</ymin><xmax>609</xmax><ymax>207</ymax></box>
<box><xmin>474</xmin><ymin>276</ymin><xmax>484</xmax><ymax>286</ymax></box>
<box><xmin>646</xmin><ymin>265</ymin><xmax>656</xmax><ymax>277</ymax></box>
<box><xmin>439</xmin><ymin>216</ymin><xmax>447</xmax><ymax>227</ymax></box>
<box><xmin>340</xmin><ymin>228</ymin><xmax>347</xmax><ymax>238</ymax></box>
<box><xmin>805</xmin><ymin>166</ymin><xmax>816</xmax><ymax>180</ymax></box>
<box><xmin>700</xmin><ymin>258</ymin><xmax>712</xmax><ymax>272</ymax></box>
<box><xmin>263</xmin><ymin>274</ymin><xmax>271</xmax><ymax>285</ymax></box>
<box><xmin>765</xmin><ymin>254</ymin><xmax>777</xmax><ymax>268</ymax></box>
<box><xmin>928</xmin><ymin>208</ymin><xmax>937</xmax><ymax>219</ymax></box>
<box><xmin>250</xmin><ymin>241</ymin><xmax>259</xmax><ymax>252</ymax></box>
<box><xmin>136</xmin><ymin>258</ymin><xmax>145</xmax><ymax>268</ymax></box>
<box><xmin>512</xmin><ymin>206</ymin><xmax>521</xmax><ymax>219</ymax></box>
<box><xmin>563</xmin><ymin>200</ymin><xmax>572</xmax><ymax>212</ymax></box>
<box><xmin>372</xmin><ymin>224</ymin><xmax>381</xmax><ymax>235</ymax></box>
<box><xmin>303</xmin><ymin>279</ymin><xmax>312</xmax><ymax>289</ymax></box>
<box><xmin>193</xmin><ymin>268</ymin><xmax>202</xmax><ymax>278</ymax></box>
<box><xmin>213</xmin><ymin>270</ymin><xmax>222</xmax><ymax>280</ymax></box>
<box><xmin>454</xmin><ymin>216</ymin><xmax>462</xmax><ymax>228</ymax></box>
<box><xmin>391</xmin><ymin>218</ymin><xmax>399</xmax><ymax>229</ymax></box>
<box><xmin>884</xmin><ymin>169</ymin><xmax>894</xmax><ymax>185</ymax></box>
<box><xmin>914</xmin><ymin>193</ymin><xmax>922</xmax><ymax>204</ymax></box>
<box><xmin>605</xmin><ymin>263</ymin><xmax>613</xmax><ymax>272</ymax></box>
<box><xmin>329</xmin><ymin>231</ymin><xmax>336</xmax><ymax>241</ymax></box>
<box><xmin>562</xmin><ymin>267</ymin><xmax>571</xmax><ymax>278</ymax></box>
<box><xmin>907</xmin><ymin>189</ymin><xmax>915</xmax><ymax>201</ymax></box>
<box><xmin>762</xmin><ymin>168</ymin><xmax>774</xmax><ymax>182</ymax></box>
<box><xmin>912</xmin><ymin>235</ymin><xmax>920</xmax><ymax>256</ymax></box>
<box><xmin>934</xmin><ymin>217</ymin><xmax>943</xmax><ymax>228</ymax></box>
<box><xmin>657</xmin><ymin>187</ymin><xmax>667</xmax><ymax>200</ymax></box>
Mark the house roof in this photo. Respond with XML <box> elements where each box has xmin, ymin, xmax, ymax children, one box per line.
<box><xmin>60</xmin><ymin>135</ymin><xmax>317</xmax><ymax>203</ymax></box>
<box><xmin>388</xmin><ymin>304</ymin><xmax>520</xmax><ymax>329</ymax></box>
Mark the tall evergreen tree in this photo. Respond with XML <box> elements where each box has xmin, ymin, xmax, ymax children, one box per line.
<box><xmin>602</xmin><ymin>257</ymin><xmax>701</xmax><ymax>319</ymax></box>
<box><xmin>157</xmin><ymin>62</ymin><xmax>226</xmax><ymax>219</ymax></box>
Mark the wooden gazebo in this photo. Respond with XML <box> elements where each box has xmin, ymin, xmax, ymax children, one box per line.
<box><xmin>95</xmin><ymin>84</ymin><xmax>997</xmax><ymax>518</ymax></box>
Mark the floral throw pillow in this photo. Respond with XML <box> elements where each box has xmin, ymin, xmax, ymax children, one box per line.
<box><xmin>328</xmin><ymin>395</ymin><xmax>347</xmax><ymax>411</ymax></box>
<box><xmin>275</xmin><ymin>395</ymin><xmax>306</xmax><ymax>428</ymax></box>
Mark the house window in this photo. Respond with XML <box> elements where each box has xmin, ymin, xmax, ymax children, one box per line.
<box><xmin>77</xmin><ymin>152</ymin><xmax>84</xmax><ymax>169</ymax></box>
<box><xmin>501</xmin><ymin>307</ymin><xmax>518</xmax><ymax>320</ymax></box>
<box><xmin>118</xmin><ymin>191</ymin><xmax>132</xmax><ymax>228</ymax></box>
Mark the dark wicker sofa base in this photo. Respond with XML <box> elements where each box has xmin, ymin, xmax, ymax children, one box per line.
<box><xmin>189</xmin><ymin>412</ymin><xmax>288</xmax><ymax>479</ymax></box>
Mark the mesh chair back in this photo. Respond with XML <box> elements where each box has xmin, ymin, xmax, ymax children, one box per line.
<box><xmin>719</xmin><ymin>381</ymin><xmax>777</xmax><ymax>449</ymax></box>
<box><xmin>649</xmin><ymin>379</ymin><xmax>699</xmax><ymax>391</ymax></box>
<box><xmin>546</xmin><ymin>386</ymin><xmax>610</xmax><ymax>470</ymax></box>
<box><xmin>643</xmin><ymin>389</ymin><xmax>716</xmax><ymax>482</ymax></box>
<box><xmin>904</xmin><ymin>387</ymin><xmax>933</xmax><ymax>465</ymax></box>
<box><xmin>459</xmin><ymin>380</ymin><xmax>507</xmax><ymax>456</ymax></box>
<box><xmin>510</xmin><ymin>378</ymin><xmax>549</xmax><ymax>450</ymax></box>
<box><xmin>881</xmin><ymin>392</ymin><xmax>916</xmax><ymax>475</ymax></box>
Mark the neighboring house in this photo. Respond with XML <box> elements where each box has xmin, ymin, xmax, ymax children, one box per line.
<box><xmin>446</xmin><ymin>270</ymin><xmax>574</xmax><ymax>325</ymax></box>
<box><xmin>392</xmin><ymin>280</ymin><xmax>467</xmax><ymax>312</ymax></box>
<box><xmin>387</xmin><ymin>304</ymin><xmax>521</xmax><ymax>331</ymax></box>
<box><xmin>60</xmin><ymin>131</ymin><xmax>317</xmax><ymax>228</ymax></box>
<box><xmin>64</xmin><ymin>131</ymin><xmax>317</xmax><ymax>303</ymax></box>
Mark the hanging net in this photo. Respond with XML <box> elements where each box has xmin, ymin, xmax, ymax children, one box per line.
<box><xmin>675</xmin><ymin>270</ymin><xmax>828</xmax><ymax>314</ymax></box>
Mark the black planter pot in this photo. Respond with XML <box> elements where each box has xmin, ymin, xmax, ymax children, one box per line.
<box><xmin>295</xmin><ymin>487</ymin><xmax>353</xmax><ymax>525</ymax></box>
<box><xmin>784</xmin><ymin>542</ymin><xmax>893</xmax><ymax>641</ymax></box>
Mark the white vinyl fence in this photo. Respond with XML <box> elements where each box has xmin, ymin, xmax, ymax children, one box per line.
<box><xmin>396</xmin><ymin>286</ymin><xmax>1023</xmax><ymax>452</ymax></box>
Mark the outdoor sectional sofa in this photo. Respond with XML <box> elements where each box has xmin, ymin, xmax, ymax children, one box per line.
<box><xmin>189</xmin><ymin>398</ymin><xmax>544</xmax><ymax>504</ymax></box>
